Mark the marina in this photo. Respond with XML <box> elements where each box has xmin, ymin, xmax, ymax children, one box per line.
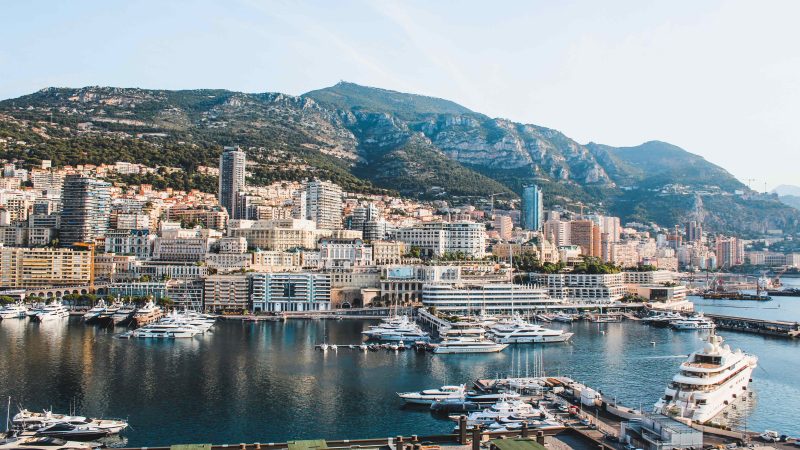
<box><xmin>1</xmin><ymin>307</ymin><xmax>798</xmax><ymax>446</ymax></box>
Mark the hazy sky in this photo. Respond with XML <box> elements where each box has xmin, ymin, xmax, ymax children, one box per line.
<box><xmin>2</xmin><ymin>1</ymin><xmax>798</xmax><ymax>189</ymax></box>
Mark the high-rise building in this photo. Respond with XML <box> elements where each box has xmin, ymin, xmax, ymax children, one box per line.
<box><xmin>685</xmin><ymin>220</ymin><xmax>703</xmax><ymax>243</ymax></box>
<box><xmin>218</xmin><ymin>146</ymin><xmax>246</xmax><ymax>218</ymax></box>
<box><xmin>60</xmin><ymin>175</ymin><xmax>111</xmax><ymax>246</ymax></box>
<box><xmin>570</xmin><ymin>220</ymin><xmax>601</xmax><ymax>258</ymax></box>
<box><xmin>716</xmin><ymin>236</ymin><xmax>744</xmax><ymax>268</ymax></box>
<box><xmin>521</xmin><ymin>185</ymin><xmax>543</xmax><ymax>231</ymax></box>
<box><xmin>494</xmin><ymin>215</ymin><xmax>513</xmax><ymax>240</ymax></box>
<box><xmin>306</xmin><ymin>180</ymin><xmax>343</xmax><ymax>229</ymax></box>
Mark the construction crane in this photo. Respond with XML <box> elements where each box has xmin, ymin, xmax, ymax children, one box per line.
<box><xmin>744</xmin><ymin>178</ymin><xmax>757</xmax><ymax>190</ymax></box>
<box><xmin>568</xmin><ymin>201</ymin><xmax>586</xmax><ymax>218</ymax></box>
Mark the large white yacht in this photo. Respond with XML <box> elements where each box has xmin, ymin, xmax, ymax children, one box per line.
<box><xmin>362</xmin><ymin>316</ymin><xmax>430</xmax><ymax>342</ymax></box>
<box><xmin>0</xmin><ymin>301</ymin><xmax>28</xmax><ymax>319</ymax></box>
<box><xmin>397</xmin><ymin>385</ymin><xmax>466</xmax><ymax>405</ymax></box>
<box><xmin>653</xmin><ymin>333</ymin><xmax>757</xmax><ymax>423</ymax></box>
<box><xmin>130</xmin><ymin>322</ymin><xmax>203</xmax><ymax>338</ymax></box>
<box><xmin>110</xmin><ymin>303</ymin><xmax>136</xmax><ymax>325</ymax></box>
<box><xmin>82</xmin><ymin>299</ymin><xmax>107</xmax><ymax>322</ymax></box>
<box><xmin>132</xmin><ymin>300</ymin><xmax>161</xmax><ymax>325</ymax></box>
<box><xmin>450</xmin><ymin>396</ymin><xmax>537</xmax><ymax>427</ymax></box>
<box><xmin>31</xmin><ymin>302</ymin><xmax>70</xmax><ymax>322</ymax></box>
<box><xmin>433</xmin><ymin>335</ymin><xmax>508</xmax><ymax>354</ymax></box>
<box><xmin>13</xmin><ymin>409</ymin><xmax>128</xmax><ymax>434</ymax></box>
<box><xmin>487</xmin><ymin>316</ymin><xmax>574</xmax><ymax>344</ymax></box>
<box><xmin>671</xmin><ymin>313</ymin><xmax>716</xmax><ymax>330</ymax></box>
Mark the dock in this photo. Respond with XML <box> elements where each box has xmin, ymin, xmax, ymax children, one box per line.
<box><xmin>706</xmin><ymin>313</ymin><xmax>800</xmax><ymax>338</ymax></box>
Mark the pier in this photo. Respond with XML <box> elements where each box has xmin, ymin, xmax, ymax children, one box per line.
<box><xmin>705</xmin><ymin>313</ymin><xmax>800</xmax><ymax>338</ymax></box>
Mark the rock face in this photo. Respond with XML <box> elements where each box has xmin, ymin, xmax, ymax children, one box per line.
<box><xmin>1</xmin><ymin>82</ymin><xmax>798</xmax><ymax>234</ymax></box>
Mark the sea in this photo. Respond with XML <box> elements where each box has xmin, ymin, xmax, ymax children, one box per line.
<box><xmin>1</xmin><ymin>286</ymin><xmax>798</xmax><ymax>446</ymax></box>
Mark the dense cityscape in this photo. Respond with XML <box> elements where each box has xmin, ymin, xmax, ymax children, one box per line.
<box><xmin>3</xmin><ymin>2</ymin><xmax>800</xmax><ymax>450</ymax></box>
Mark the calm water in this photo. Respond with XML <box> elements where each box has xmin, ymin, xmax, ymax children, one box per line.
<box><xmin>1</xmin><ymin>309</ymin><xmax>798</xmax><ymax>446</ymax></box>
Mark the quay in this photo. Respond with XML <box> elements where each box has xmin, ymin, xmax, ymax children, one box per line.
<box><xmin>706</xmin><ymin>313</ymin><xmax>800</xmax><ymax>338</ymax></box>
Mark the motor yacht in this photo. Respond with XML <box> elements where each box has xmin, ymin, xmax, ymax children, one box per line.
<box><xmin>31</xmin><ymin>302</ymin><xmax>69</xmax><ymax>322</ymax></box>
<box><xmin>450</xmin><ymin>397</ymin><xmax>536</xmax><ymax>426</ymax></box>
<box><xmin>13</xmin><ymin>409</ymin><xmax>128</xmax><ymax>434</ymax></box>
<box><xmin>433</xmin><ymin>336</ymin><xmax>508</xmax><ymax>354</ymax></box>
<box><xmin>644</xmin><ymin>311</ymin><xmax>684</xmax><ymax>327</ymax></box>
<box><xmin>33</xmin><ymin>423</ymin><xmax>109</xmax><ymax>441</ymax></box>
<box><xmin>132</xmin><ymin>300</ymin><xmax>161</xmax><ymax>325</ymax></box>
<box><xmin>671</xmin><ymin>313</ymin><xmax>715</xmax><ymax>330</ymax></box>
<box><xmin>0</xmin><ymin>301</ymin><xmax>28</xmax><ymax>319</ymax></box>
<box><xmin>130</xmin><ymin>321</ymin><xmax>202</xmax><ymax>338</ymax></box>
<box><xmin>362</xmin><ymin>316</ymin><xmax>430</xmax><ymax>342</ymax></box>
<box><xmin>552</xmin><ymin>313</ymin><xmax>575</xmax><ymax>323</ymax></box>
<box><xmin>487</xmin><ymin>316</ymin><xmax>573</xmax><ymax>344</ymax></box>
<box><xmin>82</xmin><ymin>300</ymin><xmax>107</xmax><ymax>323</ymax></box>
<box><xmin>110</xmin><ymin>303</ymin><xmax>136</xmax><ymax>326</ymax></box>
<box><xmin>653</xmin><ymin>333</ymin><xmax>757</xmax><ymax>423</ymax></box>
<box><xmin>397</xmin><ymin>385</ymin><xmax>466</xmax><ymax>405</ymax></box>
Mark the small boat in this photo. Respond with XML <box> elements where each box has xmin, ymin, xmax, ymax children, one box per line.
<box><xmin>359</xmin><ymin>343</ymin><xmax>368</xmax><ymax>351</ymax></box>
<box><xmin>760</xmin><ymin>430</ymin><xmax>781</xmax><ymax>443</ymax></box>
<box><xmin>552</xmin><ymin>313</ymin><xmax>574</xmax><ymax>323</ymax></box>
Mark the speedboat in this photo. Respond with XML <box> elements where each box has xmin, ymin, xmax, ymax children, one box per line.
<box><xmin>31</xmin><ymin>302</ymin><xmax>69</xmax><ymax>322</ymax></box>
<box><xmin>82</xmin><ymin>300</ymin><xmax>107</xmax><ymax>323</ymax></box>
<box><xmin>644</xmin><ymin>311</ymin><xmax>684</xmax><ymax>327</ymax></box>
<box><xmin>451</xmin><ymin>397</ymin><xmax>536</xmax><ymax>426</ymax></box>
<box><xmin>0</xmin><ymin>301</ymin><xmax>28</xmax><ymax>319</ymax></box>
<box><xmin>671</xmin><ymin>313</ymin><xmax>715</xmax><ymax>330</ymax></box>
<box><xmin>34</xmin><ymin>423</ymin><xmax>109</xmax><ymax>441</ymax></box>
<box><xmin>487</xmin><ymin>316</ymin><xmax>573</xmax><ymax>344</ymax></box>
<box><xmin>654</xmin><ymin>333</ymin><xmax>757</xmax><ymax>423</ymax></box>
<box><xmin>552</xmin><ymin>313</ymin><xmax>574</xmax><ymax>323</ymax></box>
<box><xmin>398</xmin><ymin>385</ymin><xmax>466</xmax><ymax>405</ymax></box>
<box><xmin>362</xmin><ymin>316</ymin><xmax>431</xmax><ymax>342</ymax></box>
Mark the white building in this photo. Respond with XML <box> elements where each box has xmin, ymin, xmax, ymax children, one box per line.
<box><xmin>535</xmin><ymin>273</ymin><xmax>625</xmax><ymax>304</ymax></box>
<box><xmin>392</xmin><ymin>221</ymin><xmax>486</xmax><ymax>258</ymax></box>
<box><xmin>250</xmin><ymin>272</ymin><xmax>331</xmax><ymax>312</ymax></box>
<box><xmin>306</xmin><ymin>180</ymin><xmax>342</xmax><ymax>229</ymax></box>
<box><xmin>104</xmin><ymin>229</ymin><xmax>154</xmax><ymax>259</ymax></box>
<box><xmin>422</xmin><ymin>283</ymin><xmax>559</xmax><ymax>313</ymax></box>
<box><xmin>318</xmin><ymin>238</ymin><xmax>373</xmax><ymax>269</ymax></box>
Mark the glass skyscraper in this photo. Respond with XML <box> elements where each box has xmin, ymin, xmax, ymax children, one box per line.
<box><xmin>521</xmin><ymin>184</ymin><xmax>543</xmax><ymax>231</ymax></box>
<box><xmin>218</xmin><ymin>146</ymin><xmax>246</xmax><ymax>219</ymax></box>
<box><xmin>60</xmin><ymin>174</ymin><xmax>112</xmax><ymax>246</ymax></box>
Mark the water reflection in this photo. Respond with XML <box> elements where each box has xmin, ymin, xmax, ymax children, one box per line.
<box><xmin>0</xmin><ymin>316</ymin><xmax>797</xmax><ymax>445</ymax></box>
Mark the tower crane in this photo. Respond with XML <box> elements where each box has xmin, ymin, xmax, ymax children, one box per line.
<box><xmin>489</xmin><ymin>192</ymin><xmax>506</xmax><ymax>219</ymax></box>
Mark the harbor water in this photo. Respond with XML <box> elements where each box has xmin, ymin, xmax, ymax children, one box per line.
<box><xmin>1</xmin><ymin>303</ymin><xmax>798</xmax><ymax>446</ymax></box>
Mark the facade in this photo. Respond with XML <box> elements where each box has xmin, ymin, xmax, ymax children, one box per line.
<box><xmin>218</xmin><ymin>146</ymin><xmax>246</xmax><ymax>219</ymax></box>
<box><xmin>104</xmin><ymin>229</ymin><xmax>154</xmax><ymax>258</ymax></box>
<box><xmin>570</xmin><ymin>220</ymin><xmax>601</xmax><ymax>258</ymax></box>
<box><xmin>715</xmin><ymin>236</ymin><xmax>744</xmax><ymax>268</ymax></box>
<box><xmin>0</xmin><ymin>247</ymin><xmax>93</xmax><ymax>288</ymax></box>
<box><xmin>203</xmin><ymin>274</ymin><xmax>249</xmax><ymax>312</ymax></box>
<box><xmin>60</xmin><ymin>175</ymin><xmax>112</xmax><ymax>246</ymax></box>
<box><xmin>685</xmin><ymin>220</ymin><xmax>703</xmax><ymax>243</ymax></box>
<box><xmin>251</xmin><ymin>250</ymin><xmax>302</xmax><ymax>272</ymax></box>
<box><xmin>535</xmin><ymin>273</ymin><xmax>625</xmax><ymax>303</ymax></box>
<box><xmin>306</xmin><ymin>180</ymin><xmax>343</xmax><ymax>229</ymax></box>
<box><xmin>521</xmin><ymin>184</ymin><xmax>543</xmax><ymax>231</ymax></box>
<box><xmin>153</xmin><ymin>228</ymin><xmax>221</xmax><ymax>262</ymax></box>
<box><xmin>392</xmin><ymin>221</ymin><xmax>486</xmax><ymax>258</ymax></box>
<box><xmin>318</xmin><ymin>238</ymin><xmax>373</xmax><ymax>269</ymax></box>
<box><xmin>494</xmin><ymin>215</ymin><xmax>513</xmax><ymax>240</ymax></box>
<box><xmin>371</xmin><ymin>240</ymin><xmax>406</xmax><ymax>266</ymax></box>
<box><xmin>380</xmin><ymin>265</ymin><xmax>461</xmax><ymax>303</ymax></box>
<box><xmin>250</xmin><ymin>272</ymin><xmax>331</xmax><ymax>312</ymax></box>
<box><xmin>623</xmin><ymin>270</ymin><xmax>674</xmax><ymax>285</ymax></box>
<box><xmin>228</xmin><ymin>218</ymin><xmax>322</xmax><ymax>251</ymax></box>
<box><xmin>422</xmin><ymin>283</ymin><xmax>558</xmax><ymax>313</ymax></box>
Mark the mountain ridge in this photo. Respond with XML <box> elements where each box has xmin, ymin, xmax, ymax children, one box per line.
<box><xmin>0</xmin><ymin>82</ymin><xmax>796</xmax><ymax>235</ymax></box>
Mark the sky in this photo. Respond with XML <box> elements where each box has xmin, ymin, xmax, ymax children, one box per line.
<box><xmin>2</xmin><ymin>0</ymin><xmax>799</xmax><ymax>190</ymax></box>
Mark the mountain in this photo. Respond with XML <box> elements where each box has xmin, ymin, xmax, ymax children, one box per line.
<box><xmin>772</xmin><ymin>185</ymin><xmax>800</xmax><ymax>211</ymax></box>
<box><xmin>1</xmin><ymin>82</ymin><xmax>797</xmax><ymax>235</ymax></box>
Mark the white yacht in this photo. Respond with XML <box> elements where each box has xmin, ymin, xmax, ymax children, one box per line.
<box><xmin>159</xmin><ymin>310</ymin><xmax>216</xmax><ymax>333</ymax></box>
<box><xmin>82</xmin><ymin>300</ymin><xmax>107</xmax><ymax>322</ymax></box>
<box><xmin>362</xmin><ymin>316</ymin><xmax>430</xmax><ymax>342</ymax></box>
<box><xmin>31</xmin><ymin>302</ymin><xmax>69</xmax><ymax>322</ymax></box>
<box><xmin>13</xmin><ymin>409</ymin><xmax>128</xmax><ymax>434</ymax></box>
<box><xmin>488</xmin><ymin>316</ymin><xmax>573</xmax><ymax>344</ymax></box>
<box><xmin>671</xmin><ymin>313</ymin><xmax>715</xmax><ymax>330</ymax></box>
<box><xmin>397</xmin><ymin>385</ymin><xmax>466</xmax><ymax>405</ymax></box>
<box><xmin>654</xmin><ymin>333</ymin><xmax>757</xmax><ymax>423</ymax></box>
<box><xmin>0</xmin><ymin>301</ymin><xmax>28</xmax><ymax>319</ymax></box>
<box><xmin>433</xmin><ymin>336</ymin><xmax>508</xmax><ymax>354</ymax></box>
<box><xmin>110</xmin><ymin>303</ymin><xmax>136</xmax><ymax>325</ymax></box>
<box><xmin>451</xmin><ymin>397</ymin><xmax>536</xmax><ymax>426</ymax></box>
<box><xmin>133</xmin><ymin>300</ymin><xmax>161</xmax><ymax>325</ymax></box>
<box><xmin>130</xmin><ymin>322</ymin><xmax>202</xmax><ymax>338</ymax></box>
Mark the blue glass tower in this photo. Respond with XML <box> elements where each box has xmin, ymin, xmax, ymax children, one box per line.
<box><xmin>521</xmin><ymin>184</ymin><xmax>543</xmax><ymax>231</ymax></box>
